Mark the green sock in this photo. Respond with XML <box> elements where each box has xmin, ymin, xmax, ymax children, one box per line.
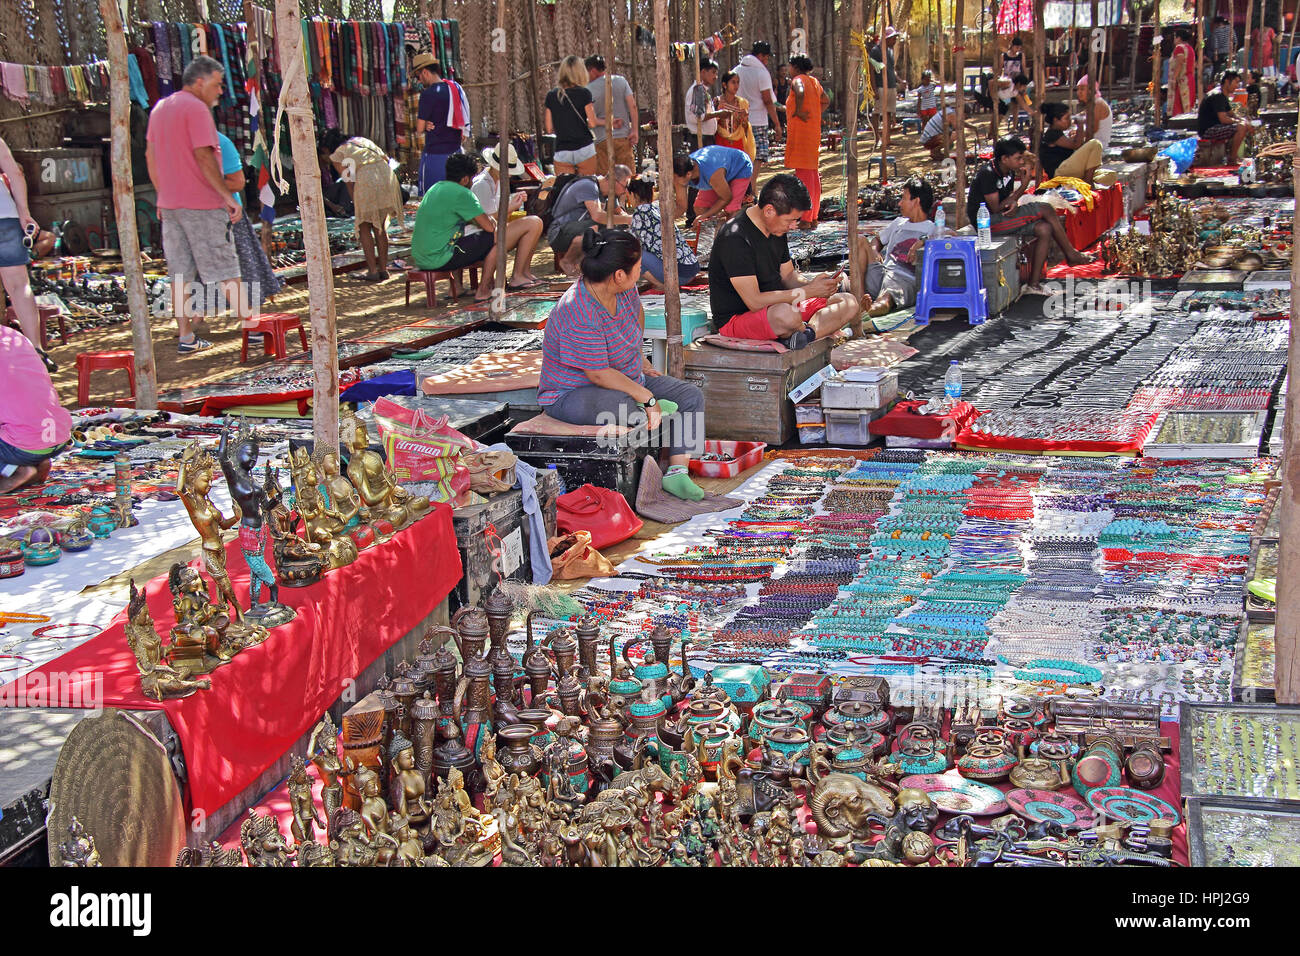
<box><xmin>662</xmin><ymin>464</ymin><xmax>705</xmax><ymax>501</ymax></box>
<box><xmin>655</xmin><ymin>399</ymin><xmax>678</xmax><ymax>416</ymax></box>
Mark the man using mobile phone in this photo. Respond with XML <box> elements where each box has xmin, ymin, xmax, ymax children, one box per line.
<box><xmin>708</xmin><ymin>173</ymin><xmax>858</xmax><ymax>350</ymax></box>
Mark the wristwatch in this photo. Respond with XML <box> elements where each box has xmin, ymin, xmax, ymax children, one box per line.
<box><xmin>640</xmin><ymin>396</ymin><xmax>658</xmax><ymax>408</ymax></box>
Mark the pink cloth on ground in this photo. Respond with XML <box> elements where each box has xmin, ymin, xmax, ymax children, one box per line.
<box><xmin>145</xmin><ymin>89</ymin><xmax>225</xmax><ymax>210</ymax></box>
<box><xmin>0</xmin><ymin>326</ymin><xmax>70</xmax><ymax>452</ymax></box>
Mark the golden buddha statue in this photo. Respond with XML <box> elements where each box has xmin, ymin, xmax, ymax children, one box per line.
<box><xmin>295</xmin><ymin>483</ymin><xmax>359</xmax><ymax>569</ymax></box>
<box><xmin>314</xmin><ymin>450</ymin><xmax>377</xmax><ymax>546</ymax></box>
<box><xmin>348</xmin><ymin>758</ymin><xmax>390</xmax><ymax>839</ymax></box>
<box><xmin>125</xmin><ymin>579</ymin><xmax>212</xmax><ymax>700</ymax></box>
<box><xmin>346</xmin><ymin>422</ymin><xmax>430</xmax><ymax>532</ymax></box>
<box><xmin>389</xmin><ymin>813</ymin><xmax>424</xmax><ymax>866</ymax></box>
<box><xmin>175</xmin><ymin>444</ymin><xmax>267</xmax><ymax>648</ymax></box>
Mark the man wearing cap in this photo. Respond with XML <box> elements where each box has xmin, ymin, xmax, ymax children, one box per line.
<box><xmin>585</xmin><ymin>55</ymin><xmax>639</xmax><ymax>177</ymax></box>
<box><xmin>735</xmin><ymin>40</ymin><xmax>783</xmax><ymax>181</ymax></box>
<box><xmin>414</xmin><ymin>53</ymin><xmax>471</xmax><ymax>193</ymax></box>
<box><xmin>870</xmin><ymin>28</ymin><xmax>900</xmax><ymax>150</ymax></box>
<box><xmin>465</xmin><ymin>143</ymin><xmax>544</xmax><ymax>289</ymax></box>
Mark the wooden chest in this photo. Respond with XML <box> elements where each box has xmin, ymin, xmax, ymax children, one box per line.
<box><xmin>682</xmin><ymin>337</ymin><xmax>834</xmax><ymax>446</ymax></box>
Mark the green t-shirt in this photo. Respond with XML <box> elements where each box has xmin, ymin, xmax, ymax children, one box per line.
<box><xmin>411</xmin><ymin>180</ymin><xmax>485</xmax><ymax>270</ymax></box>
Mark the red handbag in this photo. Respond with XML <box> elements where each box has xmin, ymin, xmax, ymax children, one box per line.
<box><xmin>555</xmin><ymin>484</ymin><xmax>643</xmax><ymax>551</ymax></box>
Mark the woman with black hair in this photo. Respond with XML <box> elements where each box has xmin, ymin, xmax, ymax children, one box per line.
<box><xmin>537</xmin><ymin>228</ymin><xmax>708</xmax><ymax>501</ymax></box>
<box><xmin>627</xmin><ymin>178</ymin><xmax>699</xmax><ymax>289</ymax></box>
<box><xmin>1038</xmin><ymin>101</ymin><xmax>1102</xmax><ymax>182</ymax></box>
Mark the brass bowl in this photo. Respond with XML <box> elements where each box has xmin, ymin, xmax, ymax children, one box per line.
<box><xmin>1122</xmin><ymin>146</ymin><xmax>1158</xmax><ymax>163</ymax></box>
<box><xmin>1232</xmin><ymin>252</ymin><xmax>1264</xmax><ymax>271</ymax></box>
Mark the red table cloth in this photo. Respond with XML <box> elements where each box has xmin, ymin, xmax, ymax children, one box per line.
<box><xmin>1062</xmin><ymin>183</ymin><xmax>1124</xmax><ymax>251</ymax></box>
<box><xmin>6</xmin><ymin>504</ymin><xmax>461</xmax><ymax>818</ymax></box>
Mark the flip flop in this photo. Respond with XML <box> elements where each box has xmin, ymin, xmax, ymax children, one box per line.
<box><xmin>507</xmin><ymin>277</ymin><xmax>544</xmax><ymax>290</ymax></box>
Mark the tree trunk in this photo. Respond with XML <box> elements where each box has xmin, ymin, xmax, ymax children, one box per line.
<box><xmin>524</xmin><ymin>0</ymin><xmax>545</xmax><ymax>151</ymax></box>
<box><xmin>845</xmin><ymin>0</ymin><xmax>865</xmax><ymax>335</ymax></box>
<box><xmin>955</xmin><ymin>0</ymin><xmax>969</xmax><ymax>227</ymax></box>
<box><xmin>1276</xmin><ymin>99</ymin><xmax>1300</xmax><ymax>705</ymax></box>
<box><xmin>100</xmin><ymin>0</ymin><xmax>157</xmax><ymax>410</ymax></box>
<box><xmin>1198</xmin><ymin>0</ymin><xmax>1207</xmax><ymax>104</ymax></box>
<box><xmin>1033</xmin><ymin>0</ymin><xmax>1047</xmax><ymax>152</ymax></box>
<box><xmin>1245</xmin><ymin>0</ymin><xmax>1255</xmax><ymax>70</ymax></box>
<box><xmin>274</xmin><ymin>0</ymin><xmax>339</xmax><ymax>451</ymax></box>
<box><xmin>653</xmin><ymin>0</ymin><xmax>684</xmax><ymax>379</ymax></box>
<box><xmin>604</xmin><ymin>0</ymin><xmax>618</xmax><ymax>222</ymax></box>
<box><xmin>1087</xmin><ymin>0</ymin><xmax>1100</xmax><ymax>139</ymax></box>
<box><xmin>1152</xmin><ymin>0</ymin><xmax>1163</xmax><ymax>121</ymax></box>
<box><xmin>493</xmin><ymin>0</ymin><xmax>511</xmax><ymax>317</ymax></box>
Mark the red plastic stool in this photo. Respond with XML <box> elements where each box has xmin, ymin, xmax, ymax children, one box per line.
<box><xmin>6</xmin><ymin>304</ymin><xmax>67</xmax><ymax>350</ymax></box>
<box><xmin>76</xmin><ymin>351</ymin><xmax>136</xmax><ymax>407</ymax></box>
<box><xmin>404</xmin><ymin>266</ymin><xmax>481</xmax><ymax>308</ymax></box>
<box><xmin>240</xmin><ymin>312</ymin><xmax>308</xmax><ymax>362</ymax></box>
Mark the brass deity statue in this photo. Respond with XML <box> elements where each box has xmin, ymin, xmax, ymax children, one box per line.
<box><xmin>388</xmin><ymin>731</ymin><xmax>432</xmax><ymax>830</ymax></box>
<box><xmin>124</xmin><ymin>579</ymin><xmax>212</xmax><ymax>700</ymax></box>
<box><xmin>56</xmin><ymin>817</ymin><xmax>102</xmax><ymax>867</ymax></box>
<box><xmin>346</xmin><ymin>421</ymin><xmax>431</xmax><ymax>532</ymax></box>
<box><xmin>288</xmin><ymin>754</ymin><xmax>325</xmax><ymax>845</ymax></box>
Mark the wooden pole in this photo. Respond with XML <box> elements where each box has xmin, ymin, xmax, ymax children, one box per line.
<box><xmin>880</xmin><ymin>0</ymin><xmax>892</xmax><ymax>181</ymax></box>
<box><xmin>1086</xmin><ymin>0</ymin><xmax>1100</xmax><ymax>139</ymax></box>
<box><xmin>1152</xmin><ymin>0</ymin><xmax>1163</xmax><ymax>120</ymax></box>
<box><xmin>653</xmin><ymin>0</ymin><xmax>684</xmax><ymax>380</ymax></box>
<box><xmin>844</xmin><ymin>0</ymin><xmax>864</xmax><ymax>335</ymax></box>
<box><xmin>1288</xmin><ymin>2</ymin><xmax>1300</xmax><ymax>84</ymax></box>
<box><xmin>936</xmin><ymin>0</ymin><xmax>946</xmax><ymax>117</ymax></box>
<box><xmin>695</xmin><ymin>0</ymin><xmax>703</xmax><ymax>149</ymax></box>
<box><xmin>493</xmin><ymin>0</ymin><xmax>511</xmax><ymax>317</ymax></box>
<box><xmin>273</xmin><ymin>0</ymin><xmax>339</xmax><ymax>451</ymax></box>
<box><xmin>955</xmin><ymin>0</ymin><xmax>969</xmax><ymax>228</ymax></box>
<box><xmin>1032</xmin><ymin>0</ymin><xmax>1046</xmax><ymax>153</ymax></box>
<box><xmin>604</xmin><ymin>0</ymin><xmax>618</xmax><ymax>224</ymax></box>
<box><xmin>524</xmin><ymin>0</ymin><xmax>545</xmax><ymax>151</ymax></box>
<box><xmin>1129</xmin><ymin>4</ymin><xmax>1142</xmax><ymax>96</ymax></box>
<box><xmin>1245</xmin><ymin>0</ymin><xmax>1255</xmax><ymax>71</ymax></box>
<box><xmin>629</xmin><ymin>1</ymin><xmax>641</xmax><ymax>168</ymax></box>
<box><xmin>1275</xmin><ymin>101</ymin><xmax>1300</xmax><ymax>705</ymax></box>
<box><xmin>100</xmin><ymin>0</ymin><xmax>157</xmax><ymax>410</ymax></box>
<box><xmin>1198</xmin><ymin>0</ymin><xmax>1207</xmax><ymax>103</ymax></box>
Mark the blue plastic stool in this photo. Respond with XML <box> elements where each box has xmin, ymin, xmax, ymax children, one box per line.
<box><xmin>914</xmin><ymin>236</ymin><xmax>987</xmax><ymax>327</ymax></box>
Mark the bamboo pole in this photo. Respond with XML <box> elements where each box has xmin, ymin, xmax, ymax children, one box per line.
<box><xmin>1129</xmin><ymin>4</ymin><xmax>1142</xmax><ymax>96</ymax></box>
<box><xmin>879</xmin><ymin>0</ymin><xmax>892</xmax><ymax>182</ymax></box>
<box><xmin>1288</xmin><ymin>2</ymin><xmax>1300</xmax><ymax>85</ymax></box>
<box><xmin>524</xmin><ymin>0</ymin><xmax>545</xmax><ymax>152</ymax></box>
<box><xmin>955</xmin><ymin>0</ymin><xmax>969</xmax><ymax>228</ymax></box>
<box><xmin>844</xmin><ymin>0</ymin><xmax>864</xmax><ymax>335</ymax></box>
<box><xmin>1152</xmin><ymin>0</ymin><xmax>1163</xmax><ymax>120</ymax></box>
<box><xmin>936</xmin><ymin>0</ymin><xmax>946</xmax><ymax>117</ymax></box>
<box><xmin>492</xmin><ymin>0</ymin><xmax>511</xmax><ymax>317</ymax></box>
<box><xmin>1198</xmin><ymin>0</ymin><xmax>1206</xmax><ymax>103</ymax></box>
<box><xmin>1275</xmin><ymin>99</ymin><xmax>1300</xmax><ymax>705</ymax></box>
<box><xmin>1245</xmin><ymin>0</ymin><xmax>1255</xmax><ymax>71</ymax></box>
<box><xmin>1086</xmin><ymin>0</ymin><xmax>1100</xmax><ymax>139</ymax></box>
<box><xmin>273</xmin><ymin>0</ymin><xmax>339</xmax><ymax>451</ymax></box>
<box><xmin>604</xmin><ymin>0</ymin><xmax>618</xmax><ymax>224</ymax></box>
<box><xmin>1032</xmin><ymin>0</ymin><xmax>1046</xmax><ymax>153</ymax></box>
<box><xmin>653</xmin><ymin>0</ymin><xmax>684</xmax><ymax>380</ymax></box>
<box><xmin>629</xmin><ymin>0</ymin><xmax>641</xmax><ymax>168</ymax></box>
<box><xmin>695</xmin><ymin>0</ymin><xmax>703</xmax><ymax>149</ymax></box>
<box><xmin>100</xmin><ymin>0</ymin><xmax>157</xmax><ymax>410</ymax></box>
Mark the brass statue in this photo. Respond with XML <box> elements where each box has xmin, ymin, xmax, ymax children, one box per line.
<box><xmin>294</xmin><ymin>482</ymin><xmax>360</xmax><ymax>570</ymax></box>
<box><xmin>175</xmin><ymin>443</ymin><xmax>268</xmax><ymax>647</ymax></box>
<box><xmin>807</xmin><ymin>772</ymin><xmax>896</xmax><ymax>848</ymax></box>
<box><xmin>309</xmin><ymin>713</ymin><xmax>349</xmax><ymax>839</ymax></box>
<box><xmin>389</xmin><ymin>813</ymin><xmax>425</xmax><ymax>866</ymax></box>
<box><xmin>349</xmin><ymin>757</ymin><xmax>390</xmax><ymax>839</ymax></box>
<box><xmin>56</xmin><ymin>816</ymin><xmax>102</xmax><ymax>867</ymax></box>
<box><xmin>287</xmin><ymin>754</ymin><xmax>324</xmax><ymax>845</ymax></box>
<box><xmin>175</xmin><ymin>842</ymin><xmax>244</xmax><ymax>867</ymax></box>
<box><xmin>346</xmin><ymin>421</ymin><xmax>430</xmax><ymax>532</ymax></box>
<box><xmin>124</xmin><ymin>579</ymin><xmax>212</xmax><ymax>700</ymax></box>
<box><xmin>388</xmin><ymin>731</ymin><xmax>432</xmax><ymax>830</ymax></box>
<box><xmin>240</xmin><ymin>808</ymin><xmax>295</xmax><ymax>866</ymax></box>
<box><xmin>330</xmin><ymin>808</ymin><xmax>379</xmax><ymax>867</ymax></box>
<box><xmin>263</xmin><ymin>466</ymin><xmax>327</xmax><ymax>586</ymax></box>
<box><xmin>317</xmin><ymin>449</ymin><xmax>378</xmax><ymax>550</ymax></box>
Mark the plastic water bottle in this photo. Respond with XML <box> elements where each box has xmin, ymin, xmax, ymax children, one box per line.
<box><xmin>944</xmin><ymin>360</ymin><xmax>962</xmax><ymax>400</ymax></box>
<box><xmin>546</xmin><ymin>463</ymin><xmax>566</xmax><ymax>496</ymax></box>
<box><xmin>976</xmin><ymin>203</ymin><xmax>992</xmax><ymax>249</ymax></box>
<box><xmin>934</xmin><ymin>205</ymin><xmax>946</xmax><ymax>235</ymax></box>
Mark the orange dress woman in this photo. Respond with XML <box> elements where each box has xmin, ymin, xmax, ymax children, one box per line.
<box><xmin>784</xmin><ymin>57</ymin><xmax>825</xmax><ymax>228</ymax></box>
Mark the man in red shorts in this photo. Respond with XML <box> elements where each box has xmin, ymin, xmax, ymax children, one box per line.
<box><xmin>706</xmin><ymin>173</ymin><xmax>858</xmax><ymax>349</ymax></box>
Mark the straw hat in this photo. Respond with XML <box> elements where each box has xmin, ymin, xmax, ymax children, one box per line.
<box><xmin>482</xmin><ymin>143</ymin><xmax>525</xmax><ymax>177</ymax></box>
<box><xmin>411</xmin><ymin>53</ymin><xmax>440</xmax><ymax>76</ymax></box>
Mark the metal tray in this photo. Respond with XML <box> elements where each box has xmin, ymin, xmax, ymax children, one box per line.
<box><xmin>1244</xmin><ymin>540</ymin><xmax>1278</xmax><ymax>622</ymax></box>
<box><xmin>1145</xmin><ymin>410</ymin><xmax>1267</xmax><ymax>459</ymax></box>
<box><xmin>1231</xmin><ymin>619</ymin><xmax>1276</xmax><ymax>704</ymax></box>
<box><xmin>1179</xmin><ymin>702</ymin><xmax>1300</xmax><ymax>803</ymax></box>
<box><xmin>1186</xmin><ymin>797</ymin><xmax>1300</xmax><ymax>866</ymax></box>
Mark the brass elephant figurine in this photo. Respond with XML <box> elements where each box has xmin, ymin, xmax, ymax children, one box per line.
<box><xmin>808</xmin><ymin>773</ymin><xmax>896</xmax><ymax>845</ymax></box>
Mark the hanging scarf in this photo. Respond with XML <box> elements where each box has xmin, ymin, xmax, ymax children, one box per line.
<box><xmin>0</xmin><ymin>63</ymin><xmax>27</xmax><ymax>103</ymax></box>
<box><xmin>169</xmin><ymin>24</ymin><xmax>184</xmax><ymax>80</ymax></box>
<box><xmin>130</xmin><ymin>46</ymin><xmax>159</xmax><ymax>103</ymax></box>
<box><xmin>353</xmin><ymin>21</ymin><xmax>365</xmax><ymax>94</ymax></box>
<box><xmin>322</xmin><ymin>90</ymin><xmax>338</xmax><ymax>128</ymax></box>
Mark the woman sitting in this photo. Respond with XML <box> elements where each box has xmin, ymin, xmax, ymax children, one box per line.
<box><xmin>1038</xmin><ymin>101</ymin><xmax>1103</xmax><ymax>183</ymax></box>
<box><xmin>537</xmin><ymin>228</ymin><xmax>707</xmax><ymax>501</ymax></box>
<box><xmin>627</xmin><ymin>178</ymin><xmax>699</xmax><ymax>290</ymax></box>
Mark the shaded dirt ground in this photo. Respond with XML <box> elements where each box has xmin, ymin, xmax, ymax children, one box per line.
<box><xmin>43</xmin><ymin>121</ymin><xmax>951</xmax><ymax>408</ymax></box>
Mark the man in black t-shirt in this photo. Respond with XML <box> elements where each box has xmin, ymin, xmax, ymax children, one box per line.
<box><xmin>707</xmin><ymin>173</ymin><xmax>859</xmax><ymax>349</ymax></box>
<box><xmin>966</xmin><ymin>136</ymin><xmax>1094</xmax><ymax>292</ymax></box>
<box><xmin>1198</xmin><ymin>71</ymin><xmax>1252</xmax><ymax>159</ymax></box>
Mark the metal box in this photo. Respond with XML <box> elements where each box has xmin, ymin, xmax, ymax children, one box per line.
<box><xmin>14</xmin><ymin>148</ymin><xmax>104</xmax><ymax>195</ymax></box>
<box><xmin>821</xmin><ymin>371</ymin><xmax>899</xmax><ymax>410</ymax></box>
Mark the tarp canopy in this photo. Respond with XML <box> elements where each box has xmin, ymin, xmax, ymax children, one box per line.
<box><xmin>997</xmin><ymin>0</ymin><xmax>1126</xmax><ymax>33</ymax></box>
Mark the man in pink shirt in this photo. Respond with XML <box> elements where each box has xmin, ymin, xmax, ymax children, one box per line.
<box><xmin>0</xmin><ymin>325</ymin><xmax>71</xmax><ymax>492</ymax></box>
<box><xmin>146</xmin><ymin>55</ymin><xmax>243</xmax><ymax>354</ymax></box>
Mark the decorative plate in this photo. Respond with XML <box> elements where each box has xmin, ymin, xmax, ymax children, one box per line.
<box><xmin>1085</xmin><ymin>787</ymin><xmax>1181</xmax><ymax>826</ymax></box>
<box><xmin>1006</xmin><ymin>788</ymin><xmax>1097</xmax><ymax>829</ymax></box>
<box><xmin>901</xmin><ymin>773</ymin><xmax>1009</xmax><ymax>816</ymax></box>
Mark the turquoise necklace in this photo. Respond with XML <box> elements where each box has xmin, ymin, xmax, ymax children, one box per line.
<box><xmin>997</xmin><ymin>656</ymin><xmax>1103</xmax><ymax>684</ymax></box>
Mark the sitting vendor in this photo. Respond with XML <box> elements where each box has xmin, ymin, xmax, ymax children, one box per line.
<box><xmin>1038</xmin><ymin>102</ymin><xmax>1103</xmax><ymax>183</ymax></box>
<box><xmin>991</xmin><ymin>73</ymin><xmax>1032</xmax><ymax>132</ymax></box>
<box><xmin>967</xmin><ymin>136</ymin><xmax>1094</xmax><ymax>294</ymax></box>
<box><xmin>1199</xmin><ymin>71</ymin><xmax>1254</xmax><ymax>159</ymax></box>
<box><xmin>0</xmin><ymin>324</ymin><xmax>70</xmax><ymax>493</ymax></box>
<box><xmin>627</xmin><ymin>177</ymin><xmax>700</xmax><ymax>289</ymax></box>
<box><xmin>672</xmin><ymin>144</ymin><xmax>754</xmax><ymax>222</ymax></box>
<box><xmin>856</xmin><ymin>177</ymin><xmax>937</xmax><ymax>318</ymax></box>
<box><xmin>921</xmin><ymin>106</ymin><xmax>959</xmax><ymax>160</ymax></box>
<box><xmin>708</xmin><ymin>173</ymin><xmax>858</xmax><ymax>349</ymax></box>
<box><xmin>537</xmin><ymin>228</ymin><xmax>707</xmax><ymax>501</ymax></box>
